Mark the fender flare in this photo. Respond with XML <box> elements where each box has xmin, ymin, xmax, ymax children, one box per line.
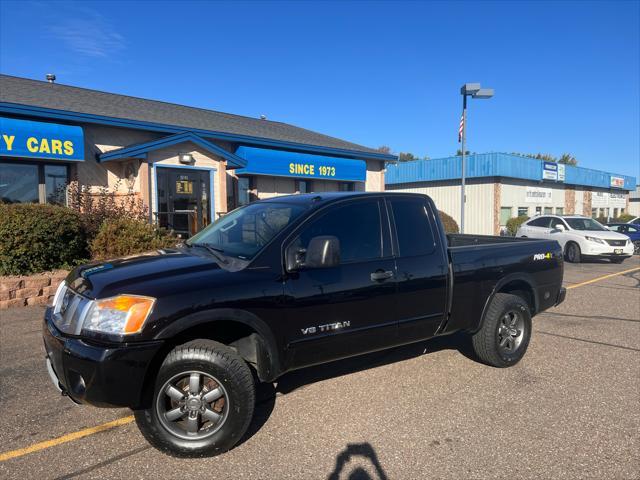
<box><xmin>474</xmin><ymin>273</ymin><xmax>539</xmax><ymax>333</ymax></box>
<box><xmin>154</xmin><ymin>308</ymin><xmax>282</xmax><ymax>382</ymax></box>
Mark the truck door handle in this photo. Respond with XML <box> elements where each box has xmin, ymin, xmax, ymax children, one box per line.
<box><xmin>370</xmin><ymin>270</ymin><xmax>393</xmax><ymax>282</ymax></box>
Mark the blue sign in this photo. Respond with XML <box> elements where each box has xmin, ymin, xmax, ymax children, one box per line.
<box><xmin>0</xmin><ymin>116</ymin><xmax>84</xmax><ymax>161</ymax></box>
<box><xmin>234</xmin><ymin>146</ymin><xmax>366</xmax><ymax>182</ymax></box>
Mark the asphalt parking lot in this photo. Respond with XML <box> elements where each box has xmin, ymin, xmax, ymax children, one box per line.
<box><xmin>1</xmin><ymin>257</ymin><xmax>638</xmax><ymax>480</ymax></box>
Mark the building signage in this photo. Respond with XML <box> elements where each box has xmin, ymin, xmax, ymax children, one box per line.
<box><xmin>610</xmin><ymin>176</ymin><xmax>625</xmax><ymax>188</ymax></box>
<box><xmin>592</xmin><ymin>191</ymin><xmax>626</xmax><ymax>208</ymax></box>
<box><xmin>234</xmin><ymin>146</ymin><xmax>366</xmax><ymax>182</ymax></box>
<box><xmin>525</xmin><ymin>186</ymin><xmax>552</xmax><ymax>203</ymax></box>
<box><xmin>0</xmin><ymin>116</ymin><xmax>84</xmax><ymax>162</ymax></box>
<box><xmin>557</xmin><ymin>163</ymin><xmax>565</xmax><ymax>182</ymax></box>
<box><xmin>542</xmin><ymin>161</ymin><xmax>558</xmax><ymax>181</ymax></box>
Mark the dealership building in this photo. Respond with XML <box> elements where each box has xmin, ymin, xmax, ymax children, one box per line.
<box><xmin>386</xmin><ymin>153</ymin><xmax>637</xmax><ymax>235</ymax></box>
<box><xmin>0</xmin><ymin>74</ymin><xmax>394</xmax><ymax>236</ymax></box>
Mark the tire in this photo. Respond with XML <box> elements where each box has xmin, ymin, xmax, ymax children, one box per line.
<box><xmin>471</xmin><ymin>293</ymin><xmax>532</xmax><ymax>368</ymax></box>
<box><xmin>633</xmin><ymin>241</ymin><xmax>640</xmax><ymax>255</ymax></box>
<box><xmin>565</xmin><ymin>242</ymin><xmax>582</xmax><ymax>263</ymax></box>
<box><xmin>134</xmin><ymin>339</ymin><xmax>255</xmax><ymax>457</ymax></box>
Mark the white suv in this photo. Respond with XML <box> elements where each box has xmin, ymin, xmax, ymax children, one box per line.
<box><xmin>516</xmin><ymin>215</ymin><xmax>634</xmax><ymax>263</ymax></box>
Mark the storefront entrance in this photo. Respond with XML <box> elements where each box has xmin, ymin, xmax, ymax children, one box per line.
<box><xmin>156</xmin><ymin>167</ymin><xmax>212</xmax><ymax>237</ymax></box>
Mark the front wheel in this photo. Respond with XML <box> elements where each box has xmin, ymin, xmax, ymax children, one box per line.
<box><xmin>565</xmin><ymin>242</ymin><xmax>582</xmax><ymax>263</ymax></box>
<box><xmin>634</xmin><ymin>241</ymin><xmax>640</xmax><ymax>255</ymax></box>
<box><xmin>471</xmin><ymin>293</ymin><xmax>532</xmax><ymax>368</ymax></box>
<box><xmin>135</xmin><ymin>339</ymin><xmax>255</xmax><ymax>457</ymax></box>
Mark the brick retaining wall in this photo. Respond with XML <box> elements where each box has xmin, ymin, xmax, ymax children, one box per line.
<box><xmin>0</xmin><ymin>270</ymin><xmax>69</xmax><ymax>309</ymax></box>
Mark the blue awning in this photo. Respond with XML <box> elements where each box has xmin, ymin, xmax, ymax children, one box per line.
<box><xmin>234</xmin><ymin>146</ymin><xmax>366</xmax><ymax>182</ymax></box>
<box><xmin>0</xmin><ymin>116</ymin><xmax>84</xmax><ymax>161</ymax></box>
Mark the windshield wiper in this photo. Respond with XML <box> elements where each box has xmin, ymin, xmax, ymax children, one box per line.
<box><xmin>193</xmin><ymin>243</ymin><xmax>229</xmax><ymax>264</ymax></box>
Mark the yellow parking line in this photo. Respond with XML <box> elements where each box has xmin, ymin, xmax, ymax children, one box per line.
<box><xmin>0</xmin><ymin>415</ymin><xmax>134</xmax><ymax>462</ymax></box>
<box><xmin>566</xmin><ymin>266</ymin><xmax>640</xmax><ymax>290</ymax></box>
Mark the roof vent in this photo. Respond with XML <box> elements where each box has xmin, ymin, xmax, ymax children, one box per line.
<box><xmin>260</xmin><ymin>115</ymin><xmax>267</xmax><ymax>120</ymax></box>
<box><xmin>46</xmin><ymin>73</ymin><xmax>56</xmax><ymax>83</ymax></box>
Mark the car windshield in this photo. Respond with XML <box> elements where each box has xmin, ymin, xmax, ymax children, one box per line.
<box><xmin>565</xmin><ymin>218</ymin><xmax>607</xmax><ymax>231</ymax></box>
<box><xmin>187</xmin><ymin>202</ymin><xmax>307</xmax><ymax>260</ymax></box>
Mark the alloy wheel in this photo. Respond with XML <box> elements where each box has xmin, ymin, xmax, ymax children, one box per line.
<box><xmin>497</xmin><ymin>310</ymin><xmax>525</xmax><ymax>354</ymax></box>
<box><xmin>156</xmin><ymin>371</ymin><xmax>229</xmax><ymax>440</ymax></box>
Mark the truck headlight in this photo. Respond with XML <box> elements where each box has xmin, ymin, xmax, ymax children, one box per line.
<box><xmin>585</xmin><ymin>236</ymin><xmax>606</xmax><ymax>244</ymax></box>
<box><xmin>83</xmin><ymin>295</ymin><xmax>155</xmax><ymax>335</ymax></box>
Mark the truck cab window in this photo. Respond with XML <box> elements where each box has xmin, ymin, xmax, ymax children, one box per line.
<box><xmin>294</xmin><ymin>200</ymin><xmax>381</xmax><ymax>263</ymax></box>
<box><xmin>389</xmin><ymin>197</ymin><xmax>435</xmax><ymax>257</ymax></box>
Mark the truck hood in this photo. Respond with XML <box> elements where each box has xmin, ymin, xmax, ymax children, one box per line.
<box><xmin>66</xmin><ymin>248</ymin><xmax>237</xmax><ymax>299</ymax></box>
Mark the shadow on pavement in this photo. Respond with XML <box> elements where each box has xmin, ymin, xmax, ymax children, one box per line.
<box><xmin>276</xmin><ymin>332</ymin><xmax>473</xmax><ymax>396</ymax></box>
<box><xmin>327</xmin><ymin>442</ymin><xmax>388</xmax><ymax>480</ymax></box>
<box><xmin>53</xmin><ymin>445</ymin><xmax>151</xmax><ymax>479</ymax></box>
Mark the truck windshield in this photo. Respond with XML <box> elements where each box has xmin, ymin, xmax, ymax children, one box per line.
<box><xmin>565</xmin><ymin>218</ymin><xmax>607</xmax><ymax>231</ymax></box>
<box><xmin>187</xmin><ymin>202</ymin><xmax>306</xmax><ymax>260</ymax></box>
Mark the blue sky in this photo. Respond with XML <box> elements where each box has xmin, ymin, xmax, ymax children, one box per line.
<box><xmin>0</xmin><ymin>0</ymin><xmax>638</xmax><ymax>177</ymax></box>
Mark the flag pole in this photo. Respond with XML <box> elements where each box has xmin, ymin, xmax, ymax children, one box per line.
<box><xmin>460</xmin><ymin>94</ymin><xmax>467</xmax><ymax>234</ymax></box>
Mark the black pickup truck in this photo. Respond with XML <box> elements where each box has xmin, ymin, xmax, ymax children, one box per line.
<box><xmin>43</xmin><ymin>192</ymin><xmax>565</xmax><ymax>456</ymax></box>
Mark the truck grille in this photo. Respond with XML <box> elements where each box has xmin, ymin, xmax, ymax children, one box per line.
<box><xmin>52</xmin><ymin>283</ymin><xmax>92</xmax><ymax>335</ymax></box>
<box><xmin>605</xmin><ymin>239</ymin><xmax>626</xmax><ymax>247</ymax></box>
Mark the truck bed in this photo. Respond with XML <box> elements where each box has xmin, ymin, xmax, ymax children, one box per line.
<box><xmin>447</xmin><ymin>233</ymin><xmax>547</xmax><ymax>248</ymax></box>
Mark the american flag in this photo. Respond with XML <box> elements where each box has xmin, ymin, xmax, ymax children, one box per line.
<box><xmin>458</xmin><ymin>113</ymin><xmax>464</xmax><ymax>143</ymax></box>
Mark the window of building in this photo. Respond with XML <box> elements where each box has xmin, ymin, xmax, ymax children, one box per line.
<box><xmin>389</xmin><ymin>197</ymin><xmax>435</xmax><ymax>257</ymax></box>
<box><xmin>517</xmin><ymin>207</ymin><xmax>529</xmax><ymax>217</ymax></box>
<box><xmin>535</xmin><ymin>206</ymin><xmax>542</xmax><ymax>215</ymax></box>
<box><xmin>555</xmin><ymin>207</ymin><xmax>564</xmax><ymax>216</ymax></box>
<box><xmin>544</xmin><ymin>207</ymin><xmax>553</xmax><ymax>215</ymax></box>
<box><xmin>500</xmin><ymin>207</ymin><xmax>512</xmax><ymax>226</ymax></box>
<box><xmin>237</xmin><ymin>177</ymin><xmax>251</xmax><ymax>206</ymax></box>
<box><xmin>338</xmin><ymin>182</ymin><xmax>354</xmax><ymax>192</ymax></box>
<box><xmin>592</xmin><ymin>208</ymin><xmax>598</xmax><ymax>218</ymax></box>
<box><xmin>0</xmin><ymin>162</ymin><xmax>68</xmax><ymax>205</ymax></box>
<box><xmin>294</xmin><ymin>200</ymin><xmax>382</xmax><ymax>263</ymax></box>
<box><xmin>613</xmin><ymin>208</ymin><xmax>619</xmax><ymax>218</ymax></box>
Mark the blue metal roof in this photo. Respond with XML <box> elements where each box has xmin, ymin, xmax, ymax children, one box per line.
<box><xmin>385</xmin><ymin>153</ymin><xmax>637</xmax><ymax>191</ymax></box>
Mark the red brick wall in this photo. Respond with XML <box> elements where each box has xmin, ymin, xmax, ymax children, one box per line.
<box><xmin>0</xmin><ymin>271</ymin><xmax>68</xmax><ymax>309</ymax></box>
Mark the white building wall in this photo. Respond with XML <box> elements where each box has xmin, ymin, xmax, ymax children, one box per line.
<box><xmin>500</xmin><ymin>179</ymin><xmax>566</xmax><ymax>218</ymax></box>
<box><xmin>386</xmin><ymin>181</ymin><xmax>495</xmax><ymax>235</ymax></box>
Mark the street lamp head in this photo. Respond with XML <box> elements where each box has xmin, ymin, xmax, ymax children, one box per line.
<box><xmin>460</xmin><ymin>83</ymin><xmax>481</xmax><ymax>95</ymax></box>
<box><xmin>472</xmin><ymin>88</ymin><xmax>494</xmax><ymax>99</ymax></box>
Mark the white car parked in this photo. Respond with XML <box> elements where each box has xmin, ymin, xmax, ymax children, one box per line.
<box><xmin>516</xmin><ymin>215</ymin><xmax>634</xmax><ymax>263</ymax></box>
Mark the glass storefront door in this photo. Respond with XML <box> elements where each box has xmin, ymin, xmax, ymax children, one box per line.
<box><xmin>156</xmin><ymin>167</ymin><xmax>211</xmax><ymax>237</ymax></box>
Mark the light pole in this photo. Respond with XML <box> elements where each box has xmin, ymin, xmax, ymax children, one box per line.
<box><xmin>459</xmin><ymin>83</ymin><xmax>494</xmax><ymax>233</ymax></box>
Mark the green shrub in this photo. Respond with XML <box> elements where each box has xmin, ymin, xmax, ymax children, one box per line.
<box><xmin>506</xmin><ymin>215</ymin><xmax>529</xmax><ymax>236</ymax></box>
<box><xmin>67</xmin><ymin>180</ymin><xmax>149</xmax><ymax>241</ymax></box>
<box><xmin>596</xmin><ymin>215</ymin><xmax>608</xmax><ymax>225</ymax></box>
<box><xmin>91</xmin><ymin>218</ymin><xmax>178</xmax><ymax>260</ymax></box>
<box><xmin>438</xmin><ymin>210</ymin><xmax>459</xmax><ymax>234</ymax></box>
<box><xmin>615</xmin><ymin>213</ymin><xmax>635</xmax><ymax>223</ymax></box>
<box><xmin>0</xmin><ymin>203</ymin><xmax>88</xmax><ymax>275</ymax></box>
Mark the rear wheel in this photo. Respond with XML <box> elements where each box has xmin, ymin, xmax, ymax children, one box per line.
<box><xmin>471</xmin><ymin>293</ymin><xmax>532</xmax><ymax>368</ymax></box>
<box><xmin>565</xmin><ymin>242</ymin><xmax>582</xmax><ymax>263</ymax></box>
<box><xmin>135</xmin><ymin>339</ymin><xmax>255</xmax><ymax>457</ymax></box>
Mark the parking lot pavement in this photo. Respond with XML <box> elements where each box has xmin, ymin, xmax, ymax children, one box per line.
<box><xmin>1</xmin><ymin>257</ymin><xmax>638</xmax><ymax>480</ymax></box>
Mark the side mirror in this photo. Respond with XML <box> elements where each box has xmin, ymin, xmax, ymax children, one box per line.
<box><xmin>288</xmin><ymin>235</ymin><xmax>340</xmax><ymax>270</ymax></box>
<box><xmin>552</xmin><ymin>224</ymin><xmax>566</xmax><ymax>232</ymax></box>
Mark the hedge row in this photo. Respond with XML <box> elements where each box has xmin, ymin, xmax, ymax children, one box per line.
<box><xmin>0</xmin><ymin>203</ymin><xmax>177</xmax><ymax>276</ymax></box>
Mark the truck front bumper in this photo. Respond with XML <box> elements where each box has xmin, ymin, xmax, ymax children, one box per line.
<box><xmin>43</xmin><ymin>307</ymin><xmax>164</xmax><ymax>408</ymax></box>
